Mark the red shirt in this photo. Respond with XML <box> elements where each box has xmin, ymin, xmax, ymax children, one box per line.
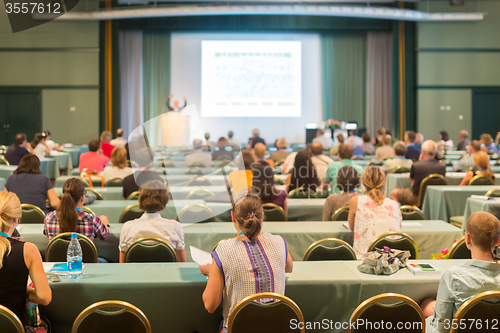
<box><xmin>100</xmin><ymin>142</ymin><xmax>115</xmax><ymax>158</ymax></box>
<box><xmin>79</xmin><ymin>151</ymin><xmax>108</xmax><ymax>173</ymax></box>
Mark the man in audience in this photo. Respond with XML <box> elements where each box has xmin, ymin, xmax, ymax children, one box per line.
<box><xmin>323</xmin><ymin>144</ymin><xmax>364</xmax><ymax>194</ymax></box>
<box><xmin>5</xmin><ymin>133</ymin><xmax>32</xmax><ymax>165</ymax></box>
<box><xmin>347</xmin><ymin>137</ymin><xmax>365</xmax><ymax>157</ymax></box>
<box><xmin>311</xmin><ymin>142</ymin><xmax>334</xmax><ymax>179</ymax></box>
<box><xmin>404</xmin><ymin>131</ymin><xmax>421</xmax><ymax>161</ymax></box>
<box><xmin>360</xmin><ymin>133</ymin><xmax>374</xmax><ymax>155</ymax></box>
<box><xmin>185</xmin><ymin>139</ymin><xmax>212</xmax><ymax>168</ymax></box>
<box><xmin>248</xmin><ymin>129</ymin><xmax>266</xmax><ymax>148</ymax></box>
<box><xmin>270</xmin><ymin>138</ymin><xmax>291</xmax><ymax>163</ymax></box>
<box><xmin>100</xmin><ymin>131</ymin><xmax>115</xmax><ymax>158</ymax></box>
<box><xmin>123</xmin><ymin>147</ymin><xmax>164</xmax><ymax>199</ymax></box>
<box><xmin>382</xmin><ymin>141</ymin><xmax>413</xmax><ymax>173</ymax></box>
<box><xmin>392</xmin><ymin>140</ymin><xmax>446</xmax><ymax>206</ymax></box>
<box><xmin>373</xmin><ymin>127</ymin><xmax>386</xmax><ymax>148</ymax></box>
<box><xmin>227</xmin><ymin>130</ymin><xmax>239</xmax><ymax>146</ymax></box>
<box><xmin>110</xmin><ymin>128</ymin><xmax>127</xmax><ymax>148</ymax></box>
<box><xmin>313</xmin><ymin>129</ymin><xmax>333</xmax><ymax>149</ymax></box>
<box><xmin>415</xmin><ymin>133</ymin><xmax>424</xmax><ymax>149</ymax></box>
<box><xmin>79</xmin><ymin>140</ymin><xmax>109</xmax><ymax>173</ymax></box>
<box><xmin>374</xmin><ymin>135</ymin><xmax>395</xmax><ymax>160</ymax></box>
<box><xmin>254</xmin><ymin>143</ymin><xmax>274</xmax><ymax>168</ymax></box>
<box><xmin>453</xmin><ymin>140</ymin><xmax>480</xmax><ymax>172</ymax></box>
<box><xmin>348</xmin><ymin>129</ymin><xmax>363</xmax><ymax>148</ymax></box>
<box><xmin>456</xmin><ymin>130</ymin><xmax>470</xmax><ymax>151</ymax></box>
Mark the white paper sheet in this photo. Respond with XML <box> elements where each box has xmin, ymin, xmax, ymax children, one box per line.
<box><xmin>190</xmin><ymin>246</ymin><xmax>212</xmax><ymax>265</ymax></box>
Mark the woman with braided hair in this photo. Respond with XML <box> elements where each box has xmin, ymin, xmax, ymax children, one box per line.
<box><xmin>199</xmin><ymin>191</ymin><xmax>293</xmax><ymax>333</ymax></box>
<box><xmin>348</xmin><ymin>166</ymin><xmax>402</xmax><ymax>258</ymax></box>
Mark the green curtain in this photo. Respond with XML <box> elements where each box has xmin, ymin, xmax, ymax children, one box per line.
<box><xmin>321</xmin><ymin>32</ymin><xmax>367</xmax><ymax>127</ymax></box>
<box><xmin>142</xmin><ymin>31</ymin><xmax>171</xmax><ymax>146</ymax></box>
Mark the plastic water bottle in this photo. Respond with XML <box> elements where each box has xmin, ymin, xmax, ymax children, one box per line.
<box><xmin>67</xmin><ymin>233</ymin><xmax>83</xmax><ymax>279</ymax></box>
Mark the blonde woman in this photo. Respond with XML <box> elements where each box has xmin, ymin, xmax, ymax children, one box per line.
<box><xmin>460</xmin><ymin>151</ymin><xmax>496</xmax><ymax>185</ymax></box>
<box><xmin>348</xmin><ymin>166</ymin><xmax>402</xmax><ymax>258</ymax></box>
<box><xmin>0</xmin><ymin>191</ymin><xmax>51</xmax><ymax>332</ymax></box>
<box><xmin>102</xmin><ymin>147</ymin><xmax>134</xmax><ymax>182</ymax></box>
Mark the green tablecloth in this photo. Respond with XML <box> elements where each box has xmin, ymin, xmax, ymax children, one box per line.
<box><xmin>49</xmin><ymin>151</ymin><xmax>73</xmax><ymax>172</ymax></box>
<box><xmin>0</xmin><ymin>159</ymin><xmax>59</xmax><ymax>179</ymax></box>
<box><xmin>39</xmin><ymin>259</ymin><xmax>467</xmax><ymax>333</ymax></box>
<box><xmin>0</xmin><ymin>165</ymin><xmax>17</xmax><ymax>179</ymax></box>
<box><xmin>63</xmin><ymin>148</ymin><xmax>81</xmax><ymax>167</ymax></box>
<box><xmin>422</xmin><ymin>185</ymin><xmax>499</xmax><ymax>221</ymax></box>
<box><xmin>462</xmin><ymin>197</ymin><xmax>500</xmax><ymax>231</ymax></box>
<box><xmin>0</xmin><ymin>177</ymin><xmax>5</xmax><ymax>190</ymax></box>
<box><xmin>21</xmin><ymin>220</ymin><xmax>461</xmax><ymax>263</ymax></box>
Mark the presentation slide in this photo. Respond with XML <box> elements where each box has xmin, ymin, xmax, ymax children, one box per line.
<box><xmin>201</xmin><ymin>40</ymin><xmax>302</xmax><ymax>117</ymax></box>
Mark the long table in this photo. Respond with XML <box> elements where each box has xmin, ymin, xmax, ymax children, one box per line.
<box><xmin>40</xmin><ymin>259</ymin><xmax>467</xmax><ymax>333</ymax></box>
<box><xmin>462</xmin><ymin>197</ymin><xmax>500</xmax><ymax>230</ymax></box>
<box><xmin>21</xmin><ymin>220</ymin><xmax>462</xmax><ymax>263</ymax></box>
<box><xmin>50</xmin><ymin>151</ymin><xmax>73</xmax><ymax>172</ymax></box>
<box><xmin>0</xmin><ymin>159</ymin><xmax>60</xmax><ymax>179</ymax></box>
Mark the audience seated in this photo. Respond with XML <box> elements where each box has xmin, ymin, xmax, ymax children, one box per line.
<box><xmin>43</xmin><ymin>131</ymin><xmax>62</xmax><ymax>152</ymax></box>
<box><xmin>212</xmin><ymin>137</ymin><xmax>235</xmax><ymax>161</ymax></box>
<box><xmin>0</xmin><ymin>191</ymin><xmax>52</xmax><ymax>332</ymax></box>
<box><xmin>323</xmin><ymin>144</ymin><xmax>364</xmax><ymax>194</ymax></box>
<box><xmin>415</xmin><ymin>132</ymin><xmax>424</xmax><ymax>149</ymax></box>
<box><xmin>123</xmin><ymin>147</ymin><xmax>164</xmax><ymax>199</ymax></box>
<box><xmin>381</xmin><ymin>141</ymin><xmax>413</xmax><ymax>173</ymax></box>
<box><xmin>457</xmin><ymin>129</ymin><xmax>471</xmax><ymax>151</ymax></box>
<box><xmin>119</xmin><ymin>180</ymin><xmax>186</xmax><ymax>263</ymax></box>
<box><xmin>392</xmin><ymin>140</ymin><xmax>446</xmax><ymax>206</ymax></box>
<box><xmin>453</xmin><ymin>140</ymin><xmax>480</xmax><ymax>172</ymax></box>
<box><xmin>310</xmin><ymin>142</ymin><xmax>334</xmax><ymax>179</ymax></box>
<box><xmin>374</xmin><ymin>135</ymin><xmax>395</xmax><ymax>161</ymax></box>
<box><xmin>348</xmin><ymin>129</ymin><xmax>363</xmax><ymax>148</ymax></box>
<box><xmin>185</xmin><ymin>139</ymin><xmax>212</xmax><ymax>168</ymax></box>
<box><xmin>312</xmin><ymin>129</ymin><xmax>333</xmax><ymax>149</ymax></box>
<box><xmin>79</xmin><ymin>140</ymin><xmax>109</xmax><ymax>173</ymax></box>
<box><xmin>248</xmin><ymin>128</ymin><xmax>266</xmax><ymax>149</ymax></box>
<box><xmin>347</xmin><ymin>137</ymin><xmax>365</xmax><ymax>157</ymax></box>
<box><xmin>110</xmin><ymin>128</ymin><xmax>127</xmax><ymax>148</ymax></box>
<box><xmin>322</xmin><ymin>165</ymin><xmax>360</xmax><ymax>221</ymax></box>
<box><xmin>100</xmin><ymin>131</ymin><xmax>115</xmax><ymax>158</ymax></box>
<box><xmin>227</xmin><ymin>150</ymin><xmax>254</xmax><ymax>196</ymax></box>
<box><xmin>438</xmin><ymin>130</ymin><xmax>454</xmax><ymax>151</ymax></box>
<box><xmin>254</xmin><ymin>142</ymin><xmax>274</xmax><ymax>168</ymax></box>
<box><xmin>269</xmin><ymin>138</ymin><xmax>292</xmax><ymax>163</ymax></box>
<box><xmin>422</xmin><ymin>211</ymin><xmax>500</xmax><ymax>332</ymax></box>
<box><xmin>373</xmin><ymin>127</ymin><xmax>386</xmax><ymax>148</ymax></box>
<box><xmin>199</xmin><ymin>192</ymin><xmax>293</xmax><ymax>332</ymax></box>
<box><xmin>30</xmin><ymin>133</ymin><xmax>50</xmax><ymax>160</ymax></box>
<box><xmin>481</xmin><ymin>133</ymin><xmax>498</xmax><ymax>153</ymax></box>
<box><xmin>404</xmin><ymin>130</ymin><xmax>421</xmax><ymax>161</ymax></box>
<box><xmin>459</xmin><ymin>151</ymin><xmax>495</xmax><ymax>185</ymax></box>
<box><xmin>102</xmin><ymin>147</ymin><xmax>134</xmax><ymax>182</ymax></box>
<box><xmin>360</xmin><ymin>133</ymin><xmax>374</xmax><ymax>155</ymax></box>
<box><xmin>227</xmin><ymin>130</ymin><xmax>239</xmax><ymax>146</ymax></box>
<box><xmin>329</xmin><ymin>134</ymin><xmax>345</xmax><ymax>157</ymax></box>
<box><xmin>348</xmin><ymin>166</ymin><xmax>402</xmax><ymax>258</ymax></box>
<box><xmin>44</xmin><ymin>178</ymin><xmax>109</xmax><ymax>241</ymax></box>
<box><xmin>5</xmin><ymin>155</ymin><xmax>60</xmax><ymax>214</ymax></box>
<box><xmin>5</xmin><ymin>133</ymin><xmax>32</xmax><ymax>165</ymax></box>
<box><xmin>252</xmin><ymin>161</ymin><xmax>288</xmax><ymax>213</ymax></box>
<box><xmin>286</xmin><ymin>150</ymin><xmax>320</xmax><ymax>193</ymax></box>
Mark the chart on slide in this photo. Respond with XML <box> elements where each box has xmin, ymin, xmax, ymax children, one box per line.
<box><xmin>201</xmin><ymin>40</ymin><xmax>301</xmax><ymax>117</ymax></box>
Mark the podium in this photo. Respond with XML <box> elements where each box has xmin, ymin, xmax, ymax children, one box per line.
<box><xmin>160</xmin><ymin>113</ymin><xmax>190</xmax><ymax>147</ymax></box>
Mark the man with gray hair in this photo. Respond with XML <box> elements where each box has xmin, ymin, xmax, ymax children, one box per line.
<box><xmin>391</xmin><ymin>140</ymin><xmax>446</xmax><ymax>206</ymax></box>
<box><xmin>457</xmin><ymin>130</ymin><xmax>471</xmax><ymax>151</ymax></box>
<box><xmin>185</xmin><ymin>139</ymin><xmax>212</xmax><ymax>168</ymax></box>
<box><xmin>313</xmin><ymin>129</ymin><xmax>334</xmax><ymax>149</ymax></box>
<box><xmin>382</xmin><ymin>141</ymin><xmax>413</xmax><ymax>173</ymax></box>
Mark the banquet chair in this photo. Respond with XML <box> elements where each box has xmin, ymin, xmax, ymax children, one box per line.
<box><xmin>150</xmin><ymin>166</ymin><xmax>167</xmax><ymax>176</ymax></box>
<box><xmin>187</xmin><ymin>162</ymin><xmax>208</xmax><ymax>168</ymax></box>
<box><xmin>448</xmin><ymin>237</ymin><xmax>471</xmax><ymax>259</ymax></box>
<box><xmin>212</xmin><ymin>238</ymin><xmax>231</xmax><ymax>252</ymax></box>
<box><xmin>367</xmin><ymin>159</ymin><xmax>383</xmax><ymax>166</ymax></box>
<box><xmin>262</xmin><ymin>203</ymin><xmax>287</xmax><ymax>221</ymax></box>
<box><xmin>287</xmin><ymin>187</ymin><xmax>316</xmax><ymax>199</ymax></box>
<box><xmin>468</xmin><ymin>176</ymin><xmax>495</xmax><ymax>186</ymax></box>
<box><xmin>0</xmin><ymin>156</ymin><xmax>9</xmax><ymax>165</ymax></box>
<box><xmin>80</xmin><ymin>206</ymin><xmax>95</xmax><ymax>215</ymax></box>
<box><xmin>127</xmin><ymin>160</ymin><xmax>140</xmax><ymax>168</ymax></box>
<box><xmin>119</xmin><ymin>204</ymin><xmax>144</xmax><ymax>223</ymax></box>
<box><xmin>185</xmin><ymin>167</ymin><xmax>205</xmax><ymax>175</ymax></box>
<box><xmin>450</xmin><ymin>291</ymin><xmax>500</xmax><ymax>333</ymax></box>
<box><xmin>391</xmin><ymin>166</ymin><xmax>411</xmax><ymax>174</ymax></box>
<box><xmin>227</xmin><ymin>293</ymin><xmax>305</xmax><ymax>333</ymax></box>
<box><xmin>275</xmin><ymin>159</ymin><xmax>285</xmax><ymax>167</ymax></box>
<box><xmin>351</xmin><ymin>155</ymin><xmax>364</xmax><ymax>160</ymax></box>
<box><xmin>177</xmin><ymin>204</ymin><xmax>215</xmax><ymax>223</ymax></box>
<box><xmin>21</xmin><ymin>204</ymin><xmax>45</xmax><ymax>223</ymax></box>
<box><xmin>400</xmin><ymin>205</ymin><xmax>427</xmax><ymax>220</ymax></box>
<box><xmin>71</xmin><ymin>300</ymin><xmax>151</xmax><ymax>333</ymax></box>
<box><xmin>126</xmin><ymin>191</ymin><xmax>140</xmax><ymax>200</ymax></box>
<box><xmin>187</xmin><ymin>176</ymin><xmax>213</xmax><ymax>186</ymax></box>
<box><xmin>439</xmin><ymin>159</ymin><xmax>453</xmax><ymax>167</ymax></box>
<box><xmin>86</xmin><ymin>188</ymin><xmax>103</xmax><ymax>201</ymax></box>
<box><xmin>0</xmin><ymin>305</ymin><xmax>24</xmax><ymax>333</ymax></box>
<box><xmin>186</xmin><ymin>189</ymin><xmax>215</xmax><ymax>200</ymax></box>
<box><xmin>46</xmin><ymin>232</ymin><xmax>98</xmax><ymax>263</ymax></box>
<box><xmin>160</xmin><ymin>159</ymin><xmax>176</xmax><ymax>168</ymax></box>
<box><xmin>331</xmin><ymin>205</ymin><xmax>349</xmax><ymax>221</ymax></box>
<box><xmin>348</xmin><ymin>293</ymin><xmax>425</xmax><ymax>333</ymax></box>
<box><xmin>104</xmin><ymin>177</ymin><xmax>124</xmax><ymax>187</ymax></box>
<box><xmin>303</xmin><ymin>238</ymin><xmax>356</xmax><ymax>261</ymax></box>
<box><xmin>417</xmin><ymin>174</ymin><xmax>447</xmax><ymax>209</ymax></box>
<box><xmin>125</xmin><ymin>238</ymin><xmax>176</xmax><ymax>263</ymax></box>
<box><xmin>485</xmin><ymin>188</ymin><xmax>500</xmax><ymax>197</ymax></box>
<box><xmin>367</xmin><ymin>232</ymin><xmax>418</xmax><ymax>259</ymax></box>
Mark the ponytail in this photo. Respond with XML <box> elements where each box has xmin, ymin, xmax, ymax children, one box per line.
<box><xmin>233</xmin><ymin>193</ymin><xmax>264</xmax><ymax>241</ymax></box>
<box><xmin>366</xmin><ymin>188</ymin><xmax>385</xmax><ymax>206</ymax></box>
<box><xmin>57</xmin><ymin>178</ymin><xmax>85</xmax><ymax>232</ymax></box>
<box><xmin>362</xmin><ymin>166</ymin><xmax>387</xmax><ymax>206</ymax></box>
<box><xmin>0</xmin><ymin>192</ymin><xmax>22</xmax><ymax>269</ymax></box>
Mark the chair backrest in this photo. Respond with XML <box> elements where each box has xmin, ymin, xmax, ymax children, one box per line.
<box><xmin>485</xmin><ymin>188</ymin><xmax>500</xmax><ymax>197</ymax></box>
<box><xmin>71</xmin><ymin>300</ymin><xmax>151</xmax><ymax>333</ymax></box>
<box><xmin>450</xmin><ymin>291</ymin><xmax>500</xmax><ymax>333</ymax></box>
<box><xmin>160</xmin><ymin>159</ymin><xmax>176</xmax><ymax>168</ymax></box>
<box><xmin>104</xmin><ymin>177</ymin><xmax>124</xmax><ymax>187</ymax></box>
<box><xmin>417</xmin><ymin>174</ymin><xmax>447</xmax><ymax>208</ymax></box>
<box><xmin>82</xmin><ymin>168</ymin><xmax>98</xmax><ymax>175</ymax></box>
<box><xmin>303</xmin><ymin>238</ymin><xmax>357</xmax><ymax>261</ymax></box>
<box><xmin>392</xmin><ymin>166</ymin><xmax>411</xmax><ymax>174</ymax></box>
<box><xmin>367</xmin><ymin>232</ymin><xmax>418</xmax><ymax>259</ymax></box>
<box><xmin>45</xmin><ymin>232</ymin><xmax>98</xmax><ymax>263</ymax></box>
<box><xmin>119</xmin><ymin>204</ymin><xmax>144</xmax><ymax>223</ymax></box>
<box><xmin>187</xmin><ymin>162</ymin><xmax>208</xmax><ymax>168</ymax></box>
<box><xmin>80</xmin><ymin>206</ymin><xmax>95</xmax><ymax>215</ymax></box>
<box><xmin>367</xmin><ymin>159</ymin><xmax>383</xmax><ymax>166</ymax></box>
<box><xmin>20</xmin><ymin>204</ymin><xmax>45</xmax><ymax>223</ymax></box>
<box><xmin>448</xmin><ymin>236</ymin><xmax>471</xmax><ymax>259</ymax></box>
<box><xmin>348</xmin><ymin>293</ymin><xmax>425</xmax><ymax>333</ymax></box>
<box><xmin>126</xmin><ymin>191</ymin><xmax>140</xmax><ymax>200</ymax></box>
<box><xmin>211</xmin><ymin>238</ymin><xmax>231</xmax><ymax>252</ymax></box>
<box><xmin>227</xmin><ymin>293</ymin><xmax>305</xmax><ymax>333</ymax></box>
<box><xmin>186</xmin><ymin>189</ymin><xmax>215</xmax><ymax>200</ymax></box>
<box><xmin>0</xmin><ymin>156</ymin><xmax>10</xmax><ymax>166</ymax></box>
<box><xmin>124</xmin><ymin>238</ymin><xmax>177</xmax><ymax>263</ymax></box>
<box><xmin>86</xmin><ymin>188</ymin><xmax>103</xmax><ymax>201</ymax></box>
<box><xmin>177</xmin><ymin>204</ymin><xmax>215</xmax><ymax>223</ymax></box>
<box><xmin>330</xmin><ymin>205</ymin><xmax>350</xmax><ymax>221</ymax></box>
<box><xmin>0</xmin><ymin>305</ymin><xmax>24</xmax><ymax>333</ymax></box>
<box><xmin>400</xmin><ymin>205</ymin><xmax>427</xmax><ymax>220</ymax></box>
<box><xmin>187</xmin><ymin>176</ymin><xmax>213</xmax><ymax>186</ymax></box>
<box><xmin>287</xmin><ymin>187</ymin><xmax>316</xmax><ymax>199</ymax></box>
<box><xmin>262</xmin><ymin>203</ymin><xmax>287</xmax><ymax>222</ymax></box>
<box><xmin>468</xmin><ymin>176</ymin><xmax>495</xmax><ymax>186</ymax></box>
<box><xmin>185</xmin><ymin>167</ymin><xmax>205</xmax><ymax>175</ymax></box>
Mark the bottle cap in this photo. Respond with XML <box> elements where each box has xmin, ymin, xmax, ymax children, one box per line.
<box><xmin>71</xmin><ymin>232</ymin><xmax>77</xmax><ymax>239</ymax></box>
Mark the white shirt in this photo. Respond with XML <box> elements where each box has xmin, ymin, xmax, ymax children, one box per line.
<box><xmin>33</xmin><ymin>143</ymin><xmax>47</xmax><ymax>160</ymax></box>
<box><xmin>311</xmin><ymin>155</ymin><xmax>334</xmax><ymax>180</ymax></box>
<box><xmin>102</xmin><ymin>166</ymin><xmax>134</xmax><ymax>182</ymax></box>
<box><xmin>119</xmin><ymin>212</ymin><xmax>185</xmax><ymax>252</ymax></box>
<box><xmin>313</xmin><ymin>136</ymin><xmax>334</xmax><ymax>149</ymax></box>
<box><xmin>110</xmin><ymin>137</ymin><xmax>127</xmax><ymax>148</ymax></box>
<box><xmin>45</xmin><ymin>140</ymin><xmax>56</xmax><ymax>151</ymax></box>
<box><xmin>381</xmin><ymin>157</ymin><xmax>413</xmax><ymax>173</ymax></box>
